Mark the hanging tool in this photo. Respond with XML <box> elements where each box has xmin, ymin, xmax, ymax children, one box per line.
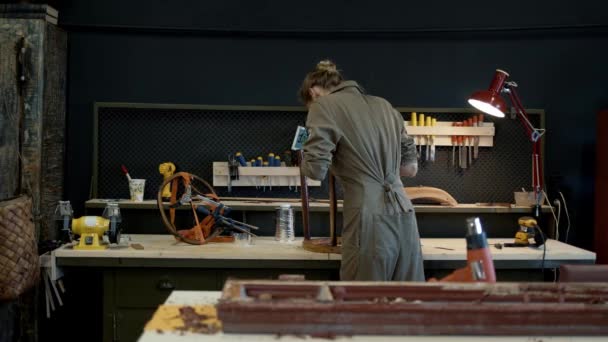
<box><xmin>430</xmin><ymin>117</ymin><xmax>437</xmax><ymax>162</ymax></box>
<box><xmin>411</xmin><ymin>112</ymin><xmax>419</xmax><ymax>159</ymax></box>
<box><xmin>463</xmin><ymin>120</ymin><xmax>469</xmax><ymax>167</ymax></box>
<box><xmin>476</xmin><ymin>114</ymin><xmax>484</xmax><ymax>159</ymax></box>
<box><xmin>250</xmin><ymin>159</ymin><xmax>259</xmax><ymax>189</ymax></box>
<box><xmin>463</xmin><ymin>120</ymin><xmax>470</xmax><ymax>168</ymax></box>
<box><xmin>227</xmin><ymin>154</ymin><xmax>239</xmax><ymax>192</ymax></box>
<box><xmin>451</xmin><ymin>122</ymin><xmax>457</xmax><ymax>167</ymax></box>
<box><xmin>472</xmin><ymin>116</ymin><xmax>479</xmax><ymax>159</ymax></box>
<box><xmin>459</xmin><ymin>122</ymin><xmax>466</xmax><ymax>169</ymax></box>
<box><xmin>426</xmin><ymin>116</ymin><xmax>432</xmax><ymax>161</ymax></box>
<box><xmin>467</xmin><ymin>118</ymin><xmax>473</xmax><ymax>166</ymax></box>
<box><xmin>418</xmin><ymin>113</ymin><xmax>426</xmax><ymax>160</ymax></box>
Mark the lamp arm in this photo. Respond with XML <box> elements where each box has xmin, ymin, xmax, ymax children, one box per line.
<box><xmin>504</xmin><ymin>84</ymin><xmax>546</xmax><ymax>143</ymax></box>
<box><xmin>504</xmin><ymin>83</ymin><xmax>545</xmax><ymax>199</ymax></box>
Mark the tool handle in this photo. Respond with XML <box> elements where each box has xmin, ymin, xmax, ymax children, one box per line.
<box><xmin>419</xmin><ymin>113</ymin><xmax>425</xmax><ymax>127</ymax></box>
<box><xmin>411</xmin><ymin>112</ymin><xmax>417</xmax><ymax>126</ymax></box>
<box><xmin>431</xmin><ymin>118</ymin><xmax>437</xmax><ymax>137</ymax></box>
<box><xmin>121</xmin><ymin>164</ymin><xmax>132</xmax><ymax>181</ymax></box>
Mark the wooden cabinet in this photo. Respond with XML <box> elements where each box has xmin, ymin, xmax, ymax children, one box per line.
<box><xmin>101</xmin><ymin>267</ymin><xmax>337</xmax><ymax>341</ymax></box>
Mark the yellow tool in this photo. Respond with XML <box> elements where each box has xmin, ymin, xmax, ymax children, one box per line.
<box><xmin>159</xmin><ymin>162</ymin><xmax>177</xmax><ymax>199</ymax></box>
<box><xmin>514</xmin><ymin>216</ymin><xmax>537</xmax><ymax>245</ymax></box>
<box><xmin>72</xmin><ymin>216</ymin><xmax>110</xmax><ymax>250</ymax></box>
<box><xmin>411</xmin><ymin>112</ymin><xmax>419</xmax><ymax>159</ymax></box>
<box><xmin>506</xmin><ymin>216</ymin><xmax>546</xmax><ymax>247</ymax></box>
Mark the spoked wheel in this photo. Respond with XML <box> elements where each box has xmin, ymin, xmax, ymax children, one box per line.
<box><xmin>157</xmin><ymin>172</ymin><xmax>233</xmax><ymax>245</ymax></box>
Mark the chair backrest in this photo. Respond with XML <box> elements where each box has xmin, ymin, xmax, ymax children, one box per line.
<box><xmin>559</xmin><ymin>264</ymin><xmax>608</xmax><ymax>282</ymax></box>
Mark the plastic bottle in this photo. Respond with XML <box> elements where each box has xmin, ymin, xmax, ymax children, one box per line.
<box><xmin>275</xmin><ymin>204</ymin><xmax>294</xmax><ymax>243</ymax></box>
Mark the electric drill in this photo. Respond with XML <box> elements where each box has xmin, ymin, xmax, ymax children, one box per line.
<box><xmin>440</xmin><ymin>217</ymin><xmax>496</xmax><ymax>282</ymax></box>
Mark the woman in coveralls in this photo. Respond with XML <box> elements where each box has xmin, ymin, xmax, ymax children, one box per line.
<box><xmin>299</xmin><ymin>60</ymin><xmax>424</xmax><ymax>281</ymax></box>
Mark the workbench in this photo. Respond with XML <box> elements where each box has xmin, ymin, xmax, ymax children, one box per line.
<box><xmin>137</xmin><ymin>290</ymin><xmax>606</xmax><ymax>342</ymax></box>
<box><xmin>54</xmin><ymin>234</ymin><xmax>595</xmax><ymax>342</ymax></box>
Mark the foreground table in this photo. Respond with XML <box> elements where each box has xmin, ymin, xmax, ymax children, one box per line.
<box><xmin>138</xmin><ymin>290</ymin><xmax>606</xmax><ymax>342</ymax></box>
<box><xmin>53</xmin><ymin>235</ymin><xmax>595</xmax><ymax>342</ymax></box>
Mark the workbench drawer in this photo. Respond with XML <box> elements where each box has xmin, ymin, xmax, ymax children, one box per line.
<box><xmin>111</xmin><ymin>269</ymin><xmax>220</xmax><ymax>308</ymax></box>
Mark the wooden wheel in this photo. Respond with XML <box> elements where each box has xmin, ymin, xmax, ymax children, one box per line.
<box><xmin>157</xmin><ymin>172</ymin><xmax>234</xmax><ymax>245</ymax></box>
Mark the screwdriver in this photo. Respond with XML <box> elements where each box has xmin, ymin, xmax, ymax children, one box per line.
<box><xmin>467</xmin><ymin>118</ymin><xmax>473</xmax><ymax>166</ymax></box>
<box><xmin>463</xmin><ymin>120</ymin><xmax>469</xmax><ymax>168</ymax></box>
<box><xmin>431</xmin><ymin>117</ymin><xmax>437</xmax><ymax>162</ymax></box>
<box><xmin>451</xmin><ymin>122</ymin><xmax>457</xmax><ymax>167</ymax></box>
<box><xmin>477</xmin><ymin>114</ymin><xmax>484</xmax><ymax>159</ymax></box>
<box><xmin>459</xmin><ymin>122</ymin><xmax>467</xmax><ymax>169</ymax></box>
<box><xmin>419</xmin><ymin>113</ymin><xmax>425</xmax><ymax>160</ymax></box>
<box><xmin>426</xmin><ymin>116</ymin><xmax>432</xmax><ymax>161</ymax></box>
<box><xmin>472</xmin><ymin>116</ymin><xmax>479</xmax><ymax>159</ymax></box>
<box><xmin>411</xmin><ymin>112</ymin><xmax>419</xmax><ymax>160</ymax></box>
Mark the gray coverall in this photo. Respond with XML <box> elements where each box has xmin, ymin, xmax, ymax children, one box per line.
<box><xmin>301</xmin><ymin>81</ymin><xmax>425</xmax><ymax>281</ymax></box>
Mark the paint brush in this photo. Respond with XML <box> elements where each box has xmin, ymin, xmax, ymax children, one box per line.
<box><xmin>121</xmin><ymin>165</ymin><xmax>132</xmax><ymax>182</ymax></box>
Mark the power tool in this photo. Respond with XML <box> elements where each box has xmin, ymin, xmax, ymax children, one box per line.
<box><xmin>440</xmin><ymin>217</ymin><xmax>496</xmax><ymax>282</ymax></box>
<box><xmin>504</xmin><ymin>216</ymin><xmax>546</xmax><ymax>248</ymax></box>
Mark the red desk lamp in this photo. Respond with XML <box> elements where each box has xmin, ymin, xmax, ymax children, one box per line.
<box><xmin>468</xmin><ymin>69</ymin><xmax>546</xmax><ymax>205</ymax></box>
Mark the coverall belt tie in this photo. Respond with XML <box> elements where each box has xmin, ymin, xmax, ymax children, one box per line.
<box><xmin>382</xmin><ymin>173</ymin><xmax>407</xmax><ymax>213</ymax></box>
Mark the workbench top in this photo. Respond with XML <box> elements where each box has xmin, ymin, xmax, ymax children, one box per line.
<box><xmin>86</xmin><ymin>198</ymin><xmax>553</xmax><ymax>213</ymax></box>
<box><xmin>137</xmin><ymin>290</ymin><xmax>606</xmax><ymax>342</ymax></box>
<box><xmin>54</xmin><ymin>234</ymin><xmax>595</xmax><ymax>269</ymax></box>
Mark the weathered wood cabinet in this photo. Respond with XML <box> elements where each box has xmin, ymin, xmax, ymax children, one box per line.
<box><xmin>0</xmin><ymin>6</ymin><xmax>67</xmax><ymax>240</ymax></box>
<box><xmin>0</xmin><ymin>5</ymin><xmax>66</xmax><ymax>342</ymax></box>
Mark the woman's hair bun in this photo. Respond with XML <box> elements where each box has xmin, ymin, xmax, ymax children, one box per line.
<box><xmin>316</xmin><ymin>60</ymin><xmax>337</xmax><ymax>73</ymax></box>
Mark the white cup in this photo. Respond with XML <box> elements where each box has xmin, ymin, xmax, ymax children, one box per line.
<box><xmin>129</xmin><ymin>179</ymin><xmax>146</xmax><ymax>202</ymax></box>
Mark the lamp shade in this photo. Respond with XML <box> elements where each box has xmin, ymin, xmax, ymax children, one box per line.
<box><xmin>468</xmin><ymin>69</ymin><xmax>510</xmax><ymax>118</ymax></box>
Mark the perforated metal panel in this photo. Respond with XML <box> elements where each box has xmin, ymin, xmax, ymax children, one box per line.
<box><xmin>93</xmin><ymin>104</ymin><xmax>543</xmax><ymax>204</ymax></box>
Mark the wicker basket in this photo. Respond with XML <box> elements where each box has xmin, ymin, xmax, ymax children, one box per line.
<box><xmin>0</xmin><ymin>195</ymin><xmax>39</xmax><ymax>301</ymax></box>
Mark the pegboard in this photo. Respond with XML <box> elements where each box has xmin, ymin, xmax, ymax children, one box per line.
<box><xmin>92</xmin><ymin>103</ymin><xmax>544</xmax><ymax>204</ymax></box>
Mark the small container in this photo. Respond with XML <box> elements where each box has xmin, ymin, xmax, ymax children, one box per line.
<box><xmin>514</xmin><ymin>191</ymin><xmax>542</xmax><ymax>207</ymax></box>
<box><xmin>129</xmin><ymin>179</ymin><xmax>146</xmax><ymax>202</ymax></box>
<box><xmin>233</xmin><ymin>229</ymin><xmax>252</xmax><ymax>246</ymax></box>
<box><xmin>275</xmin><ymin>204</ymin><xmax>295</xmax><ymax>243</ymax></box>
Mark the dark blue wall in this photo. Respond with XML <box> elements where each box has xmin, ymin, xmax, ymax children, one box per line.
<box><xmin>58</xmin><ymin>0</ymin><xmax>608</xmax><ymax>249</ymax></box>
